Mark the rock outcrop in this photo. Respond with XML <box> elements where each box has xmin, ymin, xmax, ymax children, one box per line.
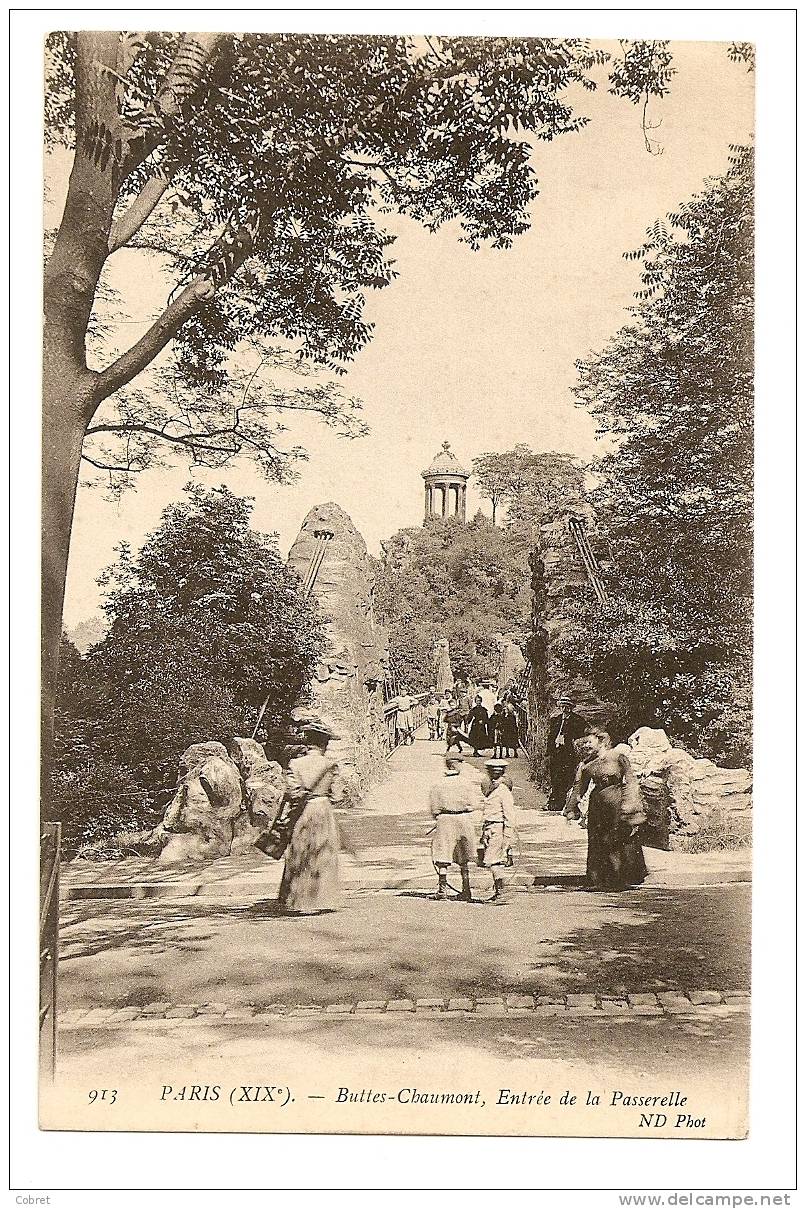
<box><xmin>286</xmin><ymin>502</ymin><xmax>390</xmax><ymax>787</ymax></box>
<box><xmin>622</xmin><ymin>728</ymin><xmax>752</xmax><ymax>848</ymax></box>
<box><xmin>494</xmin><ymin>632</ymin><xmax>526</xmax><ymax>692</ymax></box>
<box><xmin>432</xmin><ymin>638</ymin><xmax>454</xmax><ymax>693</ymax></box>
<box><xmin>227</xmin><ymin>737</ymin><xmax>285</xmax><ymax>855</ymax></box>
<box><xmin>81</xmin><ymin>736</ymin><xmax>288</xmax><ymax>864</ymax></box>
<box><xmin>158</xmin><ymin>742</ymin><xmax>245</xmax><ymax>864</ymax></box>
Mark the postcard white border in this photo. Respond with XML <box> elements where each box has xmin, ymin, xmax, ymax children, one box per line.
<box><xmin>9</xmin><ymin>5</ymin><xmax>797</xmax><ymax>1198</ymax></box>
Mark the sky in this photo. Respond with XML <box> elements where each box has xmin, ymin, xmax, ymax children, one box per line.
<box><xmin>56</xmin><ymin>39</ymin><xmax>754</xmax><ymax>629</ymax></box>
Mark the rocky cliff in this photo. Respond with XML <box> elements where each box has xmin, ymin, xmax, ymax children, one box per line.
<box><xmin>286</xmin><ymin>502</ymin><xmax>390</xmax><ymax>785</ymax></box>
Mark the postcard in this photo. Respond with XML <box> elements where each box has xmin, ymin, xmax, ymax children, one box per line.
<box><xmin>38</xmin><ymin>28</ymin><xmax>755</xmax><ymax>1140</ymax></box>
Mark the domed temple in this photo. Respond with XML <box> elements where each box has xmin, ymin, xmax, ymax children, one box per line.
<box><xmin>421</xmin><ymin>441</ymin><xmax>470</xmax><ymax>523</ymax></box>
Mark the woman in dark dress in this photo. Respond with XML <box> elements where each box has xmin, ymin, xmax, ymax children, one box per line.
<box><xmin>564</xmin><ymin>728</ymin><xmax>648</xmax><ymax>890</ymax></box>
<box><xmin>500</xmin><ymin>701</ymin><xmax>520</xmax><ymax>758</ymax></box>
<box><xmin>466</xmin><ymin>695</ymin><xmax>490</xmax><ymax>756</ymax></box>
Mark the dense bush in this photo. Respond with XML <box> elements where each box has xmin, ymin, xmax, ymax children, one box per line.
<box><xmin>375</xmin><ymin>513</ymin><xmax>532</xmax><ymax>687</ymax></box>
<box><xmin>48</xmin><ymin>484</ymin><xmax>326</xmax><ymax>848</ymax></box>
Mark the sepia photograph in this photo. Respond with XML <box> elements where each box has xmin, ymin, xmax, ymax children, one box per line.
<box><xmin>34</xmin><ymin>22</ymin><xmax>762</xmax><ymax>1145</ymax></box>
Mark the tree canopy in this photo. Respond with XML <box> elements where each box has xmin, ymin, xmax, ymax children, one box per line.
<box><xmin>44</xmin><ymin>34</ymin><xmax>689</xmax><ymax>485</ymax></box>
<box><xmin>49</xmin><ymin>483</ymin><xmax>325</xmax><ymax>846</ymax></box>
<box><xmin>472</xmin><ymin>444</ymin><xmax>586</xmax><ymax>529</ymax></box>
<box><xmin>375</xmin><ymin>513</ymin><xmax>531</xmax><ymax>686</ymax></box>
<box><xmin>557</xmin><ymin>145</ymin><xmax>753</xmax><ymax>763</ymax></box>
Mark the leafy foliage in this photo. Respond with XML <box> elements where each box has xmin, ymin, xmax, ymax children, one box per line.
<box><xmin>375</xmin><ymin>513</ymin><xmax>532</xmax><ymax>686</ymax></box>
<box><xmin>728</xmin><ymin>43</ymin><xmax>756</xmax><ymax>72</ymax></box>
<box><xmin>49</xmin><ymin>484</ymin><xmax>326</xmax><ymax>846</ymax></box>
<box><xmin>46</xmin><ymin>34</ymin><xmax>610</xmax><ymax>384</ymax></box>
<box><xmin>471</xmin><ymin>444</ymin><xmax>585</xmax><ymax>532</ymax></box>
<box><xmin>43</xmin><ymin>27</ymin><xmax>751</xmax><ymax>506</ymax></box>
<box><xmin>608</xmin><ymin>39</ymin><xmax>676</xmax><ymax>155</ymax></box>
<box><xmin>81</xmin><ymin>339</ymin><xmax>368</xmax><ymax>498</ymax></box>
<box><xmin>42</xmin><ymin>31</ymin><xmax>714</xmax><ymax>492</ymax></box>
<box><xmin>558</xmin><ymin>146</ymin><xmax>754</xmax><ymax>765</ymax></box>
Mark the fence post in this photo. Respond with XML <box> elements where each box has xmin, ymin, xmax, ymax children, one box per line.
<box><xmin>40</xmin><ymin>822</ymin><xmax>60</xmax><ymax>1082</ymax></box>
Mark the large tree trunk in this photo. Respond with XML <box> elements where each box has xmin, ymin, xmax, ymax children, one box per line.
<box><xmin>40</xmin><ymin>367</ymin><xmax>98</xmax><ymax>795</ymax></box>
<box><xmin>41</xmin><ymin>32</ymin><xmax>226</xmax><ymax>801</ymax></box>
<box><xmin>40</xmin><ymin>32</ymin><xmax>121</xmax><ymax>800</ymax></box>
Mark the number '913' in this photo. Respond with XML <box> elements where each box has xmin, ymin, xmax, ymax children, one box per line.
<box><xmin>88</xmin><ymin>1088</ymin><xmax>117</xmax><ymax>1104</ymax></box>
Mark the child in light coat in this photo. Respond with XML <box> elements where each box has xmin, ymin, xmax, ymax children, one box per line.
<box><xmin>478</xmin><ymin>759</ymin><xmax>516</xmax><ymax>902</ymax></box>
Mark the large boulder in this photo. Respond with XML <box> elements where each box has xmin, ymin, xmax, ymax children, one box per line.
<box><xmin>227</xmin><ymin>736</ymin><xmax>286</xmax><ymax>854</ymax></box>
<box><xmin>159</xmin><ymin>742</ymin><xmax>244</xmax><ymax>864</ymax></box>
<box><xmin>626</xmin><ymin>727</ymin><xmax>752</xmax><ymax>847</ymax></box>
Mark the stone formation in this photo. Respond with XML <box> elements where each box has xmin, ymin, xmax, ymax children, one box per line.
<box><xmin>286</xmin><ymin>501</ymin><xmax>390</xmax><ymax>788</ymax></box>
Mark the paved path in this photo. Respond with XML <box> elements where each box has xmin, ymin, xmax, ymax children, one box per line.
<box><xmin>62</xmin><ymin>989</ymin><xmax>749</xmax><ymax>1028</ymax></box>
<box><xmin>49</xmin><ymin>729</ymin><xmax>751</xmax><ymax>1139</ymax></box>
<box><xmin>57</xmin><ymin>729</ymin><xmax>751</xmax><ymax>1029</ymax></box>
<box><xmin>62</xmin><ymin>730</ymin><xmax>750</xmax><ymax>902</ymax></box>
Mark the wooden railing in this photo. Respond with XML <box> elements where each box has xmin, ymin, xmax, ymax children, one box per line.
<box><xmin>40</xmin><ymin>822</ymin><xmax>60</xmax><ymax>1081</ymax></box>
<box><xmin>382</xmin><ymin>692</ymin><xmax>429</xmax><ymax>755</ymax></box>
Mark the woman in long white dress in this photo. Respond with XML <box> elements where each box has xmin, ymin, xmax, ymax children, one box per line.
<box><xmin>278</xmin><ymin>722</ymin><xmax>342</xmax><ymax>914</ymax></box>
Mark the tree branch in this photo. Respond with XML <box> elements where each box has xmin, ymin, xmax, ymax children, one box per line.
<box><xmin>92</xmin><ymin>275</ymin><xmax>215</xmax><ymax>399</ymax></box>
<box><xmin>108</xmin><ymin>173</ymin><xmax>173</xmax><ymax>252</ymax></box>
<box><xmin>87</xmin><ymin>418</ymin><xmax>243</xmax><ymax>449</ymax></box>
<box><xmin>81</xmin><ymin>453</ymin><xmax>146</xmax><ymax>473</ymax></box>
<box><xmin>120</xmin><ymin>32</ymin><xmax>223</xmax><ymax>177</ymax></box>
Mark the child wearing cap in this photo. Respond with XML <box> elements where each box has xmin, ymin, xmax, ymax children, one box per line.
<box><xmin>479</xmin><ymin>759</ymin><xmax>516</xmax><ymax>902</ymax></box>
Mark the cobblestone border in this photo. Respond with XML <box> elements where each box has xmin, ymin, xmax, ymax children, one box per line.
<box><xmin>60</xmin><ymin>989</ymin><xmax>750</xmax><ymax>1028</ymax></box>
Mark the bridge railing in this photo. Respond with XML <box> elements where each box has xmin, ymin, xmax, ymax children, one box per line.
<box><xmin>40</xmin><ymin>822</ymin><xmax>60</xmax><ymax>1081</ymax></box>
<box><xmin>382</xmin><ymin>691</ymin><xmax>429</xmax><ymax>756</ymax></box>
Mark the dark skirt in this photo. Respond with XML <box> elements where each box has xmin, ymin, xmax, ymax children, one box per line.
<box><xmin>468</xmin><ymin>717</ymin><xmax>489</xmax><ymax>751</ymax></box>
<box><xmin>500</xmin><ymin>718</ymin><xmax>519</xmax><ymax>748</ymax></box>
<box><xmin>586</xmin><ymin>784</ymin><xmax>648</xmax><ymax>890</ymax></box>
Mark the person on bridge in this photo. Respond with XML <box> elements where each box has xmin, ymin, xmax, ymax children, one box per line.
<box><xmin>428</xmin><ymin>754</ymin><xmax>482</xmax><ymax>901</ymax></box>
<box><xmin>467</xmin><ymin>694</ymin><xmax>490</xmax><ymax>756</ymax></box>
<box><xmin>547</xmin><ymin>695</ymin><xmax>588</xmax><ymax>811</ymax></box>
<box><xmin>438</xmin><ymin>688</ymin><xmax>456</xmax><ymax>740</ymax></box>
<box><xmin>489</xmin><ymin>701</ymin><xmax>506</xmax><ymax>755</ymax></box>
<box><xmin>278</xmin><ymin>722</ymin><xmax>343</xmax><ymax>914</ymax></box>
<box><xmin>500</xmin><ymin>700</ymin><xmax>520</xmax><ymax>758</ymax></box>
<box><xmin>442</xmin><ymin>690</ymin><xmax>465</xmax><ymax>753</ymax></box>
<box><xmin>425</xmin><ymin>689</ymin><xmax>441</xmax><ymax>741</ymax></box>
<box><xmin>395</xmin><ymin>685</ymin><xmax>416</xmax><ymax>745</ymax></box>
<box><xmin>563</xmin><ymin>728</ymin><xmax>648</xmax><ymax>891</ymax></box>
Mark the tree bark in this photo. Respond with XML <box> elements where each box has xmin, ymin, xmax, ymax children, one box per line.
<box><xmin>41</xmin><ymin>32</ymin><xmax>229</xmax><ymax>803</ymax></box>
<box><xmin>41</xmin><ymin>32</ymin><xmax>122</xmax><ymax>800</ymax></box>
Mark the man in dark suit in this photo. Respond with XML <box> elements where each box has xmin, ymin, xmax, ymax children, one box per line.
<box><xmin>547</xmin><ymin>695</ymin><xmax>588</xmax><ymax>811</ymax></box>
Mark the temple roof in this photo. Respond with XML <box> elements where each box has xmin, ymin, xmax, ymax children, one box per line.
<box><xmin>421</xmin><ymin>441</ymin><xmax>470</xmax><ymax>480</ymax></box>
